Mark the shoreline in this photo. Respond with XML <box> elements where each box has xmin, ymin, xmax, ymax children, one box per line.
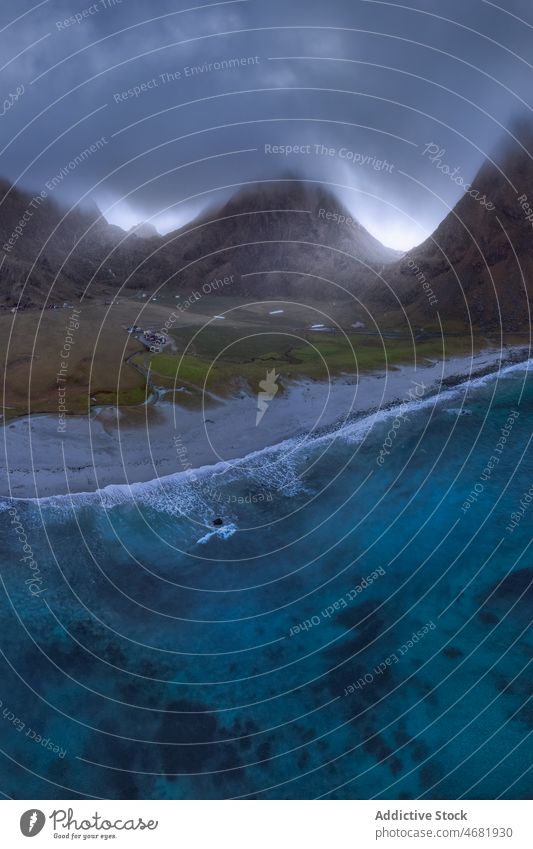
<box><xmin>1</xmin><ymin>346</ymin><xmax>530</xmax><ymax>501</ymax></box>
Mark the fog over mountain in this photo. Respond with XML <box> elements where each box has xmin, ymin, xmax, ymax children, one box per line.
<box><xmin>2</xmin><ymin>117</ymin><xmax>533</xmax><ymax>334</ymax></box>
<box><xmin>1</xmin><ymin>0</ymin><xmax>533</xmax><ymax>250</ymax></box>
<box><xmin>0</xmin><ymin>175</ymin><xmax>399</xmax><ymax>305</ymax></box>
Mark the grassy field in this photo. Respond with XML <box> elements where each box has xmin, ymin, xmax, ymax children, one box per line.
<box><xmin>135</xmin><ymin>322</ymin><xmax>481</xmax><ymax>400</ymax></box>
<box><xmin>0</xmin><ymin>300</ymin><xmax>152</xmax><ymax>418</ymax></box>
<box><xmin>0</xmin><ymin>294</ymin><xmax>515</xmax><ymax>420</ymax></box>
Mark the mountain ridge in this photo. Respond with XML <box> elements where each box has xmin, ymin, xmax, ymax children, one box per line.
<box><xmin>1</xmin><ymin>134</ymin><xmax>533</xmax><ymax>332</ymax></box>
<box><xmin>0</xmin><ymin>177</ymin><xmax>398</xmax><ymax>306</ymax></box>
<box><xmin>377</xmin><ymin>126</ymin><xmax>533</xmax><ymax>331</ymax></box>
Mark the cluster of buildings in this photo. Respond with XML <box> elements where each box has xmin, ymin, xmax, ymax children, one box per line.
<box><xmin>126</xmin><ymin>325</ymin><xmax>167</xmax><ymax>352</ymax></box>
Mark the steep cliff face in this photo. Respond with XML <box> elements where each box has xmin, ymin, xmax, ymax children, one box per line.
<box><xmin>383</xmin><ymin>130</ymin><xmax>533</xmax><ymax>331</ymax></box>
<box><xmin>0</xmin><ymin>178</ymin><xmax>124</xmax><ymax>305</ymax></box>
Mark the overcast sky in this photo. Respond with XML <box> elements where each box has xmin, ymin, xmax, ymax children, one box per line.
<box><xmin>1</xmin><ymin>0</ymin><xmax>533</xmax><ymax>248</ymax></box>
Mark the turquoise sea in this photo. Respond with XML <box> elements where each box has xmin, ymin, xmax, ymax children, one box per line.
<box><xmin>0</xmin><ymin>361</ymin><xmax>531</xmax><ymax>799</ymax></box>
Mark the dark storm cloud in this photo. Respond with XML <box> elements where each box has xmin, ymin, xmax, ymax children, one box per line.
<box><xmin>1</xmin><ymin>0</ymin><xmax>533</xmax><ymax>247</ymax></box>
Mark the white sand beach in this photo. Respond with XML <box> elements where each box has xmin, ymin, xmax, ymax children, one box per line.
<box><xmin>1</xmin><ymin>347</ymin><xmax>528</xmax><ymax>500</ymax></box>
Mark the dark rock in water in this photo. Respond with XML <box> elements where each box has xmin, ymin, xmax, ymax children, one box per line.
<box><xmin>493</xmin><ymin>567</ymin><xmax>533</xmax><ymax>600</ymax></box>
<box><xmin>389</xmin><ymin>756</ymin><xmax>403</xmax><ymax>776</ymax></box>
<box><xmin>411</xmin><ymin>740</ymin><xmax>430</xmax><ymax>763</ymax></box>
<box><xmin>442</xmin><ymin>646</ymin><xmax>464</xmax><ymax>660</ymax></box>
<box><xmin>478</xmin><ymin>610</ymin><xmax>499</xmax><ymax>626</ymax></box>
<box><xmin>213</xmin><ymin>518</ymin><xmax>224</xmax><ymax>527</ymax></box>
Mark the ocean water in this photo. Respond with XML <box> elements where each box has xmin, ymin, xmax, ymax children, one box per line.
<box><xmin>0</xmin><ymin>362</ymin><xmax>531</xmax><ymax>800</ymax></box>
